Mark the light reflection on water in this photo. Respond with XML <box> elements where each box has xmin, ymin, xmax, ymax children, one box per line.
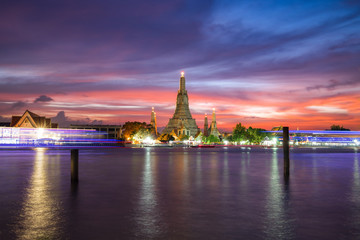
<box><xmin>264</xmin><ymin>150</ymin><xmax>294</xmax><ymax>239</ymax></box>
<box><xmin>134</xmin><ymin>148</ymin><xmax>161</xmax><ymax>238</ymax></box>
<box><xmin>351</xmin><ymin>151</ymin><xmax>360</xmax><ymax>236</ymax></box>
<box><xmin>0</xmin><ymin>147</ymin><xmax>359</xmax><ymax>239</ymax></box>
<box><xmin>15</xmin><ymin>148</ymin><xmax>64</xmax><ymax>240</ymax></box>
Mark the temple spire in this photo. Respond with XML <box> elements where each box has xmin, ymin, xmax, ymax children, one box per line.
<box><xmin>162</xmin><ymin>72</ymin><xmax>199</xmax><ymax>137</ymax></box>
<box><xmin>209</xmin><ymin>108</ymin><xmax>220</xmax><ymax>137</ymax></box>
<box><xmin>204</xmin><ymin>113</ymin><xmax>208</xmax><ymax>137</ymax></box>
<box><xmin>150</xmin><ymin>107</ymin><xmax>157</xmax><ymax>135</ymax></box>
<box><xmin>212</xmin><ymin>108</ymin><xmax>216</xmax><ymax>123</ymax></box>
<box><xmin>179</xmin><ymin>71</ymin><xmax>186</xmax><ymax>93</ymax></box>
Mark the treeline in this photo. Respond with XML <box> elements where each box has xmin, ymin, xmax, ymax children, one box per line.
<box><xmin>225</xmin><ymin>123</ymin><xmax>269</xmax><ymax>144</ymax></box>
<box><xmin>121</xmin><ymin>121</ymin><xmax>156</xmax><ymax>141</ymax></box>
<box><xmin>121</xmin><ymin>121</ymin><xmax>351</xmax><ymax>144</ymax></box>
<box><xmin>330</xmin><ymin>124</ymin><xmax>350</xmax><ymax>131</ymax></box>
<box><xmin>121</xmin><ymin>121</ymin><xmax>270</xmax><ymax>144</ymax></box>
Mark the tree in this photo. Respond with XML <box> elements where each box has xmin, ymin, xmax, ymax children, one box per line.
<box><xmin>246</xmin><ymin>127</ymin><xmax>268</xmax><ymax>144</ymax></box>
<box><xmin>232</xmin><ymin>123</ymin><xmax>247</xmax><ymax>143</ymax></box>
<box><xmin>121</xmin><ymin>121</ymin><xmax>152</xmax><ymax>140</ymax></box>
<box><xmin>224</xmin><ymin>134</ymin><xmax>233</xmax><ymax>142</ymax></box>
<box><xmin>330</xmin><ymin>125</ymin><xmax>350</xmax><ymax>131</ymax></box>
<box><xmin>179</xmin><ymin>134</ymin><xmax>189</xmax><ymax>141</ymax></box>
<box><xmin>132</xmin><ymin>127</ymin><xmax>152</xmax><ymax>142</ymax></box>
<box><xmin>157</xmin><ymin>133</ymin><xmax>175</xmax><ymax>142</ymax></box>
<box><xmin>203</xmin><ymin>135</ymin><xmax>220</xmax><ymax>144</ymax></box>
<box><xmin>232</xmin><ymin>122</ymin><xmax>269</xmax><ymax>144</ymax></box>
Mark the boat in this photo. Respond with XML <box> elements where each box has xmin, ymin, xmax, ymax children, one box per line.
<box><xmin>191</xmin><ymin>145</ymin><xmax>215</xmax><ymax>148</ymax></box>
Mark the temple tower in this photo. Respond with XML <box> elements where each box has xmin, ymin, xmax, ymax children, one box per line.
<box><xmin>204</xmin><ymin>113</ymin><xmax>209</xmax><ymax>137</ymax></box>
<box><xmin>209</xmin><ymin>108</ymin><xmax>220</xmax><ymax>137</ymax></box>
<box><xmin>162</xmin><ymin>72</ymin><xmax>199</xmax><ymax>137</ymax></box>
<box><xmin>150</xmin><ymin>107</ymin><xmax>157</xmax><ymax>135</ymax></box>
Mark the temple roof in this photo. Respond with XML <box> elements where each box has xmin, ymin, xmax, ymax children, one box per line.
<box><xmin>10</xmin><ymin>110</ymin><xmax>57</xmax><ymax>128</ymax></box>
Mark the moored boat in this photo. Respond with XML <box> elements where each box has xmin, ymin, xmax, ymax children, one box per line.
<box><xmin>191</xmin><ymin>145</ymin><xmax>215</xmax><ymax>148</ymax></box>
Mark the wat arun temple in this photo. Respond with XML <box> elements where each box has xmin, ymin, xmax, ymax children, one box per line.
<box><xmin>161</xmin><ymin>72</ymin><xmax>220</xmax><ymax>139</ymax></box>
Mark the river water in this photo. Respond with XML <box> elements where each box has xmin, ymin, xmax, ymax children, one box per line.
<box><xmin>0</xmin><ymin>147</ymin><xmax>359</xmax><ymax>239</ymax></box>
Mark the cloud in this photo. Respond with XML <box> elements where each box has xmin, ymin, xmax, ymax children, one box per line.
<box><xmin>34</xmin><ymin>95</ymin><xmax>53</xmax><ymax>103</ymax></box>
<box><xmin>51</xmin><ymin>111</ymin><xmax>103</xmax><ymax>128</ymax></box>
<box><xmin>0</xmin><ymin>0</ymin><xmax>360</xmax><ymax>130</ymax></box>
<box><xmin>11</xmin><ymin>101</ymin><xmax>26</xmax><ymax>109</ymax></box>
<box><xmin>0</xmin><ymin>115</ymin><xmax>10</xmax><ymax>122</ymax></box>
<box><xmin>306</xmin><ymin>106</ymin><xmax>348</xmax><ymax>114</ymax></box>
<box><xmin>306</xmin><ymin>78</ymin><xmax>360</xmax><ymax>91</ymax></box>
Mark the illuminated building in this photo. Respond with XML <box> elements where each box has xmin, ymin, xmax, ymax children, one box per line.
<box><xmin>150</xmin><ymin>107</ymin><xmax>157</xmax><ymax>135</ymax></box>
<box><xmin>11</xmin><ymin>110</ymin><xmax>58</xmax><ymax>128</ymax></box>
<box><xmin>0</xmin><ymin>127</ymin><xmax>109</xmax><ymax>146</ymax></box>
<box><xmin>70</xmin><ymin>125</ymin><xmax>122</xmax><ymax>139</ymax></box>
<box><xmin>0</xmin><ymin>111</ymin><xmax>114</xmax><ymax>146</ymax></box>
<box><xmin>208</xmin><ymin>108</ymin><xmax>221</xmax><ymax>137</ymax></box>
<box><xmin>203</xmin><ymin>113</ymin><xmax>209</xmax><ymax>137</ymax></box>
<box><xmin>162</xmin><ymin>72</ymin><xmax>200</xmax><ymax>137</ymax></box>
<box><xmin>268</xmin><ymin>130</ymin><xmax>360</xmax><ymax>146</ymax></box>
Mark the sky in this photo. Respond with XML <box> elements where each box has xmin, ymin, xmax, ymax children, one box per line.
<box><xmin>0</xmin><ymin>0</ymin><xmax>359</xmax><ymax>131</ymax></box>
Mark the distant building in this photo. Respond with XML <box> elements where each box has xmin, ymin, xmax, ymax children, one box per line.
<box><xmin>11</xmin><ymin>110</ymin><xmax>58</xmax><ymax>128</ymax></box>
<box><xmin>70</xmin><ymin>124</ymin><xmax>122</xmax><ymax>139</ymax></box>
<box><xmin>0</xmin><ymin>122</ymin><xmax>10</xmax><ymax>127</ymax></box>
<box><xmin>162</xmin><ymin>72</ymin><xmax>200</xmax><ymax>138</ymax></box>
<box><xmin>203</xmin><ymin>113</ymin><xmax>209</xmax><ymax>137</ymax></box>
<box><xmin>150</xmin><ymin>107</ymin><xmax>157</xmax><ymax>135</ymax></box>
<box><xmin>204</xmin><ymin>108</ymin><xmax>221</xmax><ymax>137</ymax></box>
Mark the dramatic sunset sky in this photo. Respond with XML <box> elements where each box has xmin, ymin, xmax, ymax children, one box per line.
<box><xmin>1</xmin><ymin>0</ymin><xmax>359</xmax><ymax>131</ymax></box>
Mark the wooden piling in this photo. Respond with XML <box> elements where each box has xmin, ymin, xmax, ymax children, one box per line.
<box><xmin>71</xmin><ymin>149</ymin><xmax>79</xmax><ymax>183</ymax></box>
<box><xmin>283</xmin><ymin>127</ymin><xmax>290</xmax><ymax>178</ymax></box>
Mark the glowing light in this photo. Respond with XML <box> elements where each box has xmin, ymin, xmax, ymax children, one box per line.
<box><xmin>143</xmin><ymin>137</ymin><xmax>155</xmax><ymax>145</ymax></box>
<box><xmin>37</xmin><ymin>128</ymin><xmax>44</xmax><ymax>139</ymax></box>
<box><xmin>181</xmin><ymin>71</ymin><xmax>184</xmax><ymax>77</ymax></box>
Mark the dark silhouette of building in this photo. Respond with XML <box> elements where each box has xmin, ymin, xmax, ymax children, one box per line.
<box><xmin>70</xmin><ymin>124</ymin><xmax>122</xmax><ymax>139</ymax></box>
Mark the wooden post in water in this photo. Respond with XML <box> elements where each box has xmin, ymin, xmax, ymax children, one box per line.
<box><xmin>71</xmin><ymin>149</ymin><xmax>79</xmax><ymax>183</ymax></box>
<box><xmin>283</xmin><ymin>127</ymin><xmax>290</xmax><ymax>178</ymax></box>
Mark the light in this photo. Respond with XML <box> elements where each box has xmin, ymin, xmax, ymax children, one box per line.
<box><xmin>143</xmin><ymin>137</ymin><xmax>155</xmax><ymax>145</ymax></box>
<box><xmin>181</xmin><ymin>71</ymin><xmax>184</xmax><ymax>77</ymax></box>
<box><xmin>224</xmin><ymin>140</ymin><xmax>229</xmax><ymax>145</ymax></box>
<box><xmin>37</xmin><ymin>128</ymin><xmax>44</xmax><ymax>139</ymax></box>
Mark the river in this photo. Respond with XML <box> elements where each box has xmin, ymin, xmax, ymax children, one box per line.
<box><xmin>0</xmin><ymin>147</ymin><xmax>359</xmax><ymax>239</ymax></box>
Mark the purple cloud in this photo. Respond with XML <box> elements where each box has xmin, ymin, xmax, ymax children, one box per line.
<box><xmin>11</xmin><ymin>101</ymin><xmax>26</xmax><ymax>109</ymax></box>
<box><xmin>34</xmin><ymin>95</ymin><xmax>53</xmax><ymax>103</ymax></box>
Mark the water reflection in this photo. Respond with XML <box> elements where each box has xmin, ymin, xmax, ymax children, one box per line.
<box><xmin>240</xmin><ymin>152</ymin><xmax>249</xmax><ymax>191</ymax></box>
<box><xmin>222</xmin><ymin>151</ymin><xmax>229</xmax><ymax>197</ymax></box>
<box><xmin>264</xmin><ymin>150</ymin><xmax>293</xmax><ymax>239</ymax></box>
<box><xmin>15</xmin><ymin>148</ymin><xmax>63</xmax><ymax>239</ymax></box>
<box><xmin>195</xmin><ymin>152</ymin><xmax>202</xmax><ymax>188</ymax></box>
<box><xmin>209</xmin><ymin>152</ymin><xmax>219</xmax><ymax>189</ymax></box>
<box><xmin>134</xmin><ymin>148</ymin><xmax>161</xmax><ymax>238</ymax></box>
<box><xmin>351</xmin><ymin>151</ymin><xmax>360</xmax><ymax>236</ymax></box>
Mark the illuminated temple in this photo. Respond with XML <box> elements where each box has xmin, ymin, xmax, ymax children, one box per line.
<box><xmin>162</xmin><ymin>72</ymin><xmax>200</xmax><ymax>138</ymax></box>
<box><xmin>11</xmin><ymin>110</ymin><xmax>58</xmax><ymax>128</ymax></box>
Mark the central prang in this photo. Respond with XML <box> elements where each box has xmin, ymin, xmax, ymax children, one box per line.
<box><xmin>161</xmin><ymin>72</ymin><xmax>200</xmax><ymax>139</ymax></box>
